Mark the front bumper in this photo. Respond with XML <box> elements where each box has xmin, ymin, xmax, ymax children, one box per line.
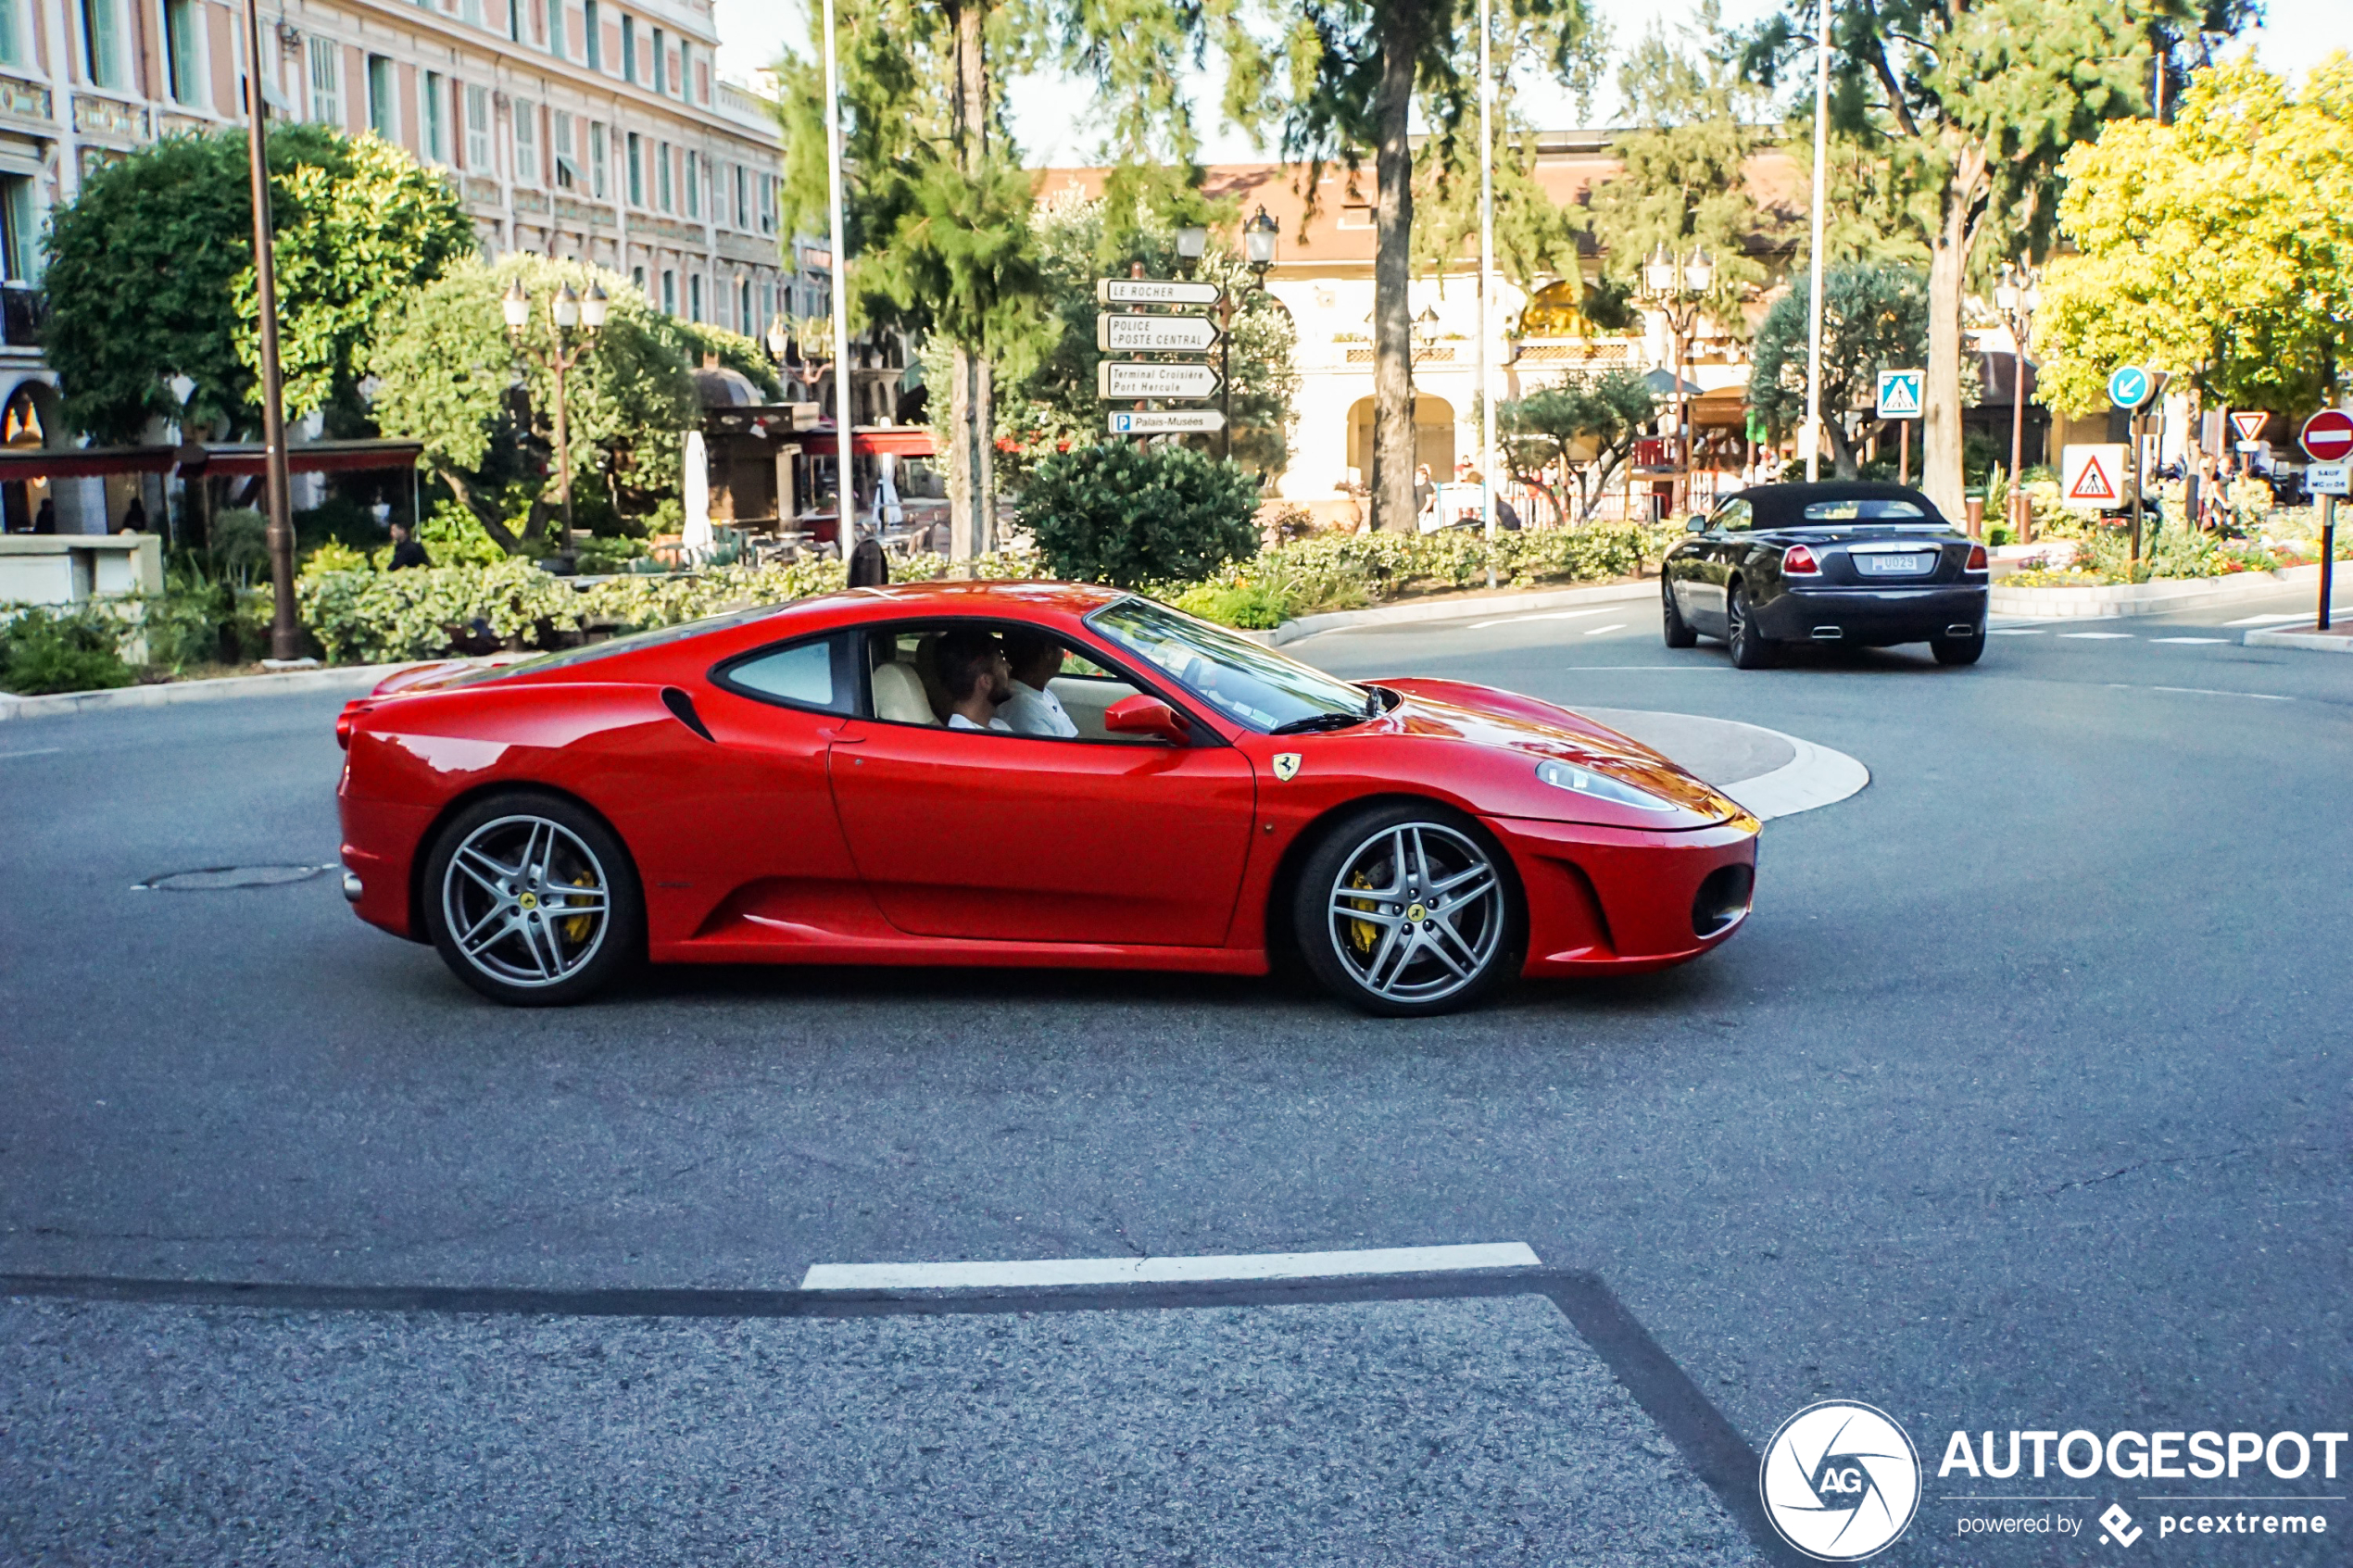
<box><xmin>1486</xmin><ymin>812</ymin><xmax>1761</xmax><ymax>978</ymax></box>
<box><xmin>1756</xmin><ymin>583</ymin><xmax>1986</xmax><ymax>645</ymax></box>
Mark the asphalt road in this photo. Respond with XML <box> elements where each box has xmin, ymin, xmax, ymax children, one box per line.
<box><xmin>3</xmin><ymin>579</ymin><xmax>2347</xmax><ymax>1565</ymax></box>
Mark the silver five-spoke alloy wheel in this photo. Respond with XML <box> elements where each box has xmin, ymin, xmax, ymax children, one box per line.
<box><xmin>1325</xmin><ymin>821</ymin><xmax>1508</xmax><ymax>1008</ymax></box>
<box><xmin>440</xmin><ymin>814</ymin><xmax>613</xmax><ymax>989</ymax></box>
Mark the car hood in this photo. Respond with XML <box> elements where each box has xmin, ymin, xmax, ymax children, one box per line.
<box><xmin>1369</xmin><ymin>678</ymin><xmax>1743</xmax><ymax>823</ymax></box>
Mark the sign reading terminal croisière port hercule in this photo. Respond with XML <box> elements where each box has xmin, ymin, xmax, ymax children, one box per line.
<box><xmin>1097</xmin><ymin>360</ymin><xmax>1221</xmax><ymax>400</ymax></box>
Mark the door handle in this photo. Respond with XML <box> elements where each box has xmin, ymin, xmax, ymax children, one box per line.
<box><xmin>818</xmin><ymin>727</ymin><xmax>864</xmax><ymax>744</ymax></box>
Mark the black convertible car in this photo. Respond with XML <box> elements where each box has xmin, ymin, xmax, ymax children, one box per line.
<box><xmin>1661</xmin><ymin>482</ymin><xmax>1991</xmax><ymax>668</ymax></box>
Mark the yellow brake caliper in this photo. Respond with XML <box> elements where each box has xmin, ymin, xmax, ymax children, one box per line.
<box><xmin>562</xmin><ymin>871</ymin><xmax>598</xmax><ymax>945</ymax></box>
<box><xmin>1342</xmin><ymin>870</ymin><xmax>1380</xmax><ymax>955</ymax></box>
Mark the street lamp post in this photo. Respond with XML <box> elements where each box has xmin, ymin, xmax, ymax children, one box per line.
<box><xmin>1635</xmin><ymin>245</ymin><xmax>1714</xmax><ymax>516</ymax></box>
<box><xmin>1994</xmin><ymin>262</ymin><xmax>2041</xmax><ymax>546</ymax></box>
<box><xmin>1214</xmin><ymin>207</ymin><xmax>1281</xmax><ymax>465</ymax></box>
<box><xmin>503</xmin><ymin>278</ymin><xmax>609</xmax><ymax>553</ymax></box>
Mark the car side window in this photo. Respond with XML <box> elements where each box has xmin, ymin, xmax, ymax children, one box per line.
<box><xmin>713</xmin><ymin>634</ymin><xmax>853</xmax><ymax>714</ymax></box>
<box><xmin>1716</xmin><ymin>500</ymin><xmax>1752</xmax><ymax>533</ymax></box>
<box><xmin>858</xmin><ymin>620</ymin><xmax>1169</xmax><ymax>743</ymax></box>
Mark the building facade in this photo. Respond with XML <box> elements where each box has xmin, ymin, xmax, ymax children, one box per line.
<box><xmin>0</xmin><ymin>0</ymin><xmax>792</xmax><ymax>462</ymax></box>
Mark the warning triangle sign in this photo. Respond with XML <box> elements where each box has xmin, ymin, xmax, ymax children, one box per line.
<box><xmin>2230</xmin><ymin>411</ymin><xmax>2268</xmax><ymax>442</ymax></box>
<box><xmin>2067</xmin><ymin>455</ymin><xmax>2118</xmax><ymax>502</ymax></box>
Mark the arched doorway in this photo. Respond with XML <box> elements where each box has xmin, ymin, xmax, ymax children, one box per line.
<box><xmin>1346</xmin><ymin>394</ymin><xmax>1455</xmax><ymax>488</ymax></box>
<box><xmin>0</xmin><ymin>378</ymin><xmax>57</xmax><ymax>533</ymax></box>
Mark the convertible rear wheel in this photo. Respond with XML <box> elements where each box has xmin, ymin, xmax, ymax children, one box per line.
<box><xmin>424</xmin><ymin>793</ymin><xmax>642</xmax><ymax>1006</ymax></box>
<box><xmin>1661</xmin><ymin>576</ymin><xmax>1698</xmax><ymax>648</ymax></box>
<box><xmin>1931</xmin><ymin>629</ymin><xmax>1985</xmax><ymax>666</ymax></box>
<box><xmin>1293</xmin><ymin>804</ymin><xmax>1522</xmax><ymax>1017</ymax></box>
<box><xmin>1727</xmin><ymin>584</ymin><xmax>1777</xmax><ymax>670</ymax></box>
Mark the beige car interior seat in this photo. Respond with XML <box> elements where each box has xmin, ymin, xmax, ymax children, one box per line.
<box><xmin>871</xmin><ymin>660</ymin><xmax>939</xmax><ymax>726</ymax></box>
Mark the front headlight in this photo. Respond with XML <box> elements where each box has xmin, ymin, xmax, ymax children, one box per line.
<box><xmin>1536</xmin><ymin>759</ymin><xmax>1678</xmax><ymax>812</ymax></box>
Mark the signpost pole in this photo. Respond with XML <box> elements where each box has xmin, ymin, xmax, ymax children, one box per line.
<box><xmin>1899</xmin><ymin>421</ymin><xmax>1908</xmax><ymax>489</ymax></box>
<box><xmin>2128</xmin><ymin>408</ymin><xmax>2144</xmax><ymax>573</ymax></box>
<box><xmin>2322</xmin><ymin>495</ymin><xmax>2335</xmax><ymax>633</ymax></box>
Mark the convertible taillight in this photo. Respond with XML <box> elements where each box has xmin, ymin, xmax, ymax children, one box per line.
<box><xmin>1966</xmin><ymin>543</ymin><xmax>1990</xmax><ymax>571</ymax></box>
<box><xmin>1782</xmin><ymin>544</ymin><xmax>1821</xmax><ymax>575</ymax></box>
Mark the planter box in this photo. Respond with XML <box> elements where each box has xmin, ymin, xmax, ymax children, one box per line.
<box><xmin>1990</xmin><ymin>563</ymin><xmax>2322</xmax><ymax>619</ymax></box>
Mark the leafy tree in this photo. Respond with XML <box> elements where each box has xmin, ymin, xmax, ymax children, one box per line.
<box><xmin>1739</xmin><ymin>0</ymin><xmax>2208</xmax><ymax>517</ymax></box>
<box><xmin>1252</xmin><ymin>0</ymin><xmax>1606</xmax><ymax>534</ymax></box>
<box><xmin>41</xmin><ymin>126</ymin><xmax>472</xmax><ymax>441</ymax></box>
<box><xmin>1022</xmin><ymin>441</ymin><xmax>1262</xmax><ymax>586</ymax></box>
<box><xmin>368</xmin><ymin>256</ymin><xmax>699</xmax><ymax>554</ymax></box>
<box><xmin>1746</xmin><ymin>262</ymin><xmax>1928</xmax><ymax>478</ymax></box>
<box><xmin>2034</xmin><ymin>56</ymin><xmax>2353</xmax><ymax>420</ymax></box>
<box><xmin>1497</xmin><ymin>370</ymin><xmax>1656</xmax><ymax>522</ymax></box>
<box><xmin>1586</xmin><ymin>3</ymin><xmax>1778</xmax><ymax>328</ymax></box>
<box><xmin>998</xmin><ymin>196</ymin><xmax>1299</xmax><ymax>480</ymax></box>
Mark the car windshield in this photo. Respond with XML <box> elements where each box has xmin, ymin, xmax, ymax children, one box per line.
<box><xmin>1801</xmin><ymin>499</ymin><xmax>1930</xmax><ymax>521</ymax></box>
<box><xmin>1087</xmin><ymin>597</ymin><xmax>1373</xmax><ymax>733</ymax></box>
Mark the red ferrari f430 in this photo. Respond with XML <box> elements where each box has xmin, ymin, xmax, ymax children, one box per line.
<box><xmin>335</xmin><ymin>583</ymin><xmax>1758</xmax><ymax>1015</ymax></box>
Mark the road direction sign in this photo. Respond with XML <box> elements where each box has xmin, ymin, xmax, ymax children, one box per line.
<box><xmin>2061</xmin><ymin>444</ymin><xmax>2128</xmax><ymax>508</ymax></box>
<box><xmin>1875</xmin><ymin>369</ymin><xmax>1923</xmax><ymax>420</ymax></box>
<box><xmin>1096</xmin><ymin>278</ymin><xmax>1223</xmax><ymax>306</ymax></box>
<box><xmin>1098</xmin><ymin>360</ymin><xmax>1221</xmax><ymax>400</ymax></box>
<box><xmin>1096</xmin><ymin>313</ymin><xmax>1222</xmax><ymax>353</ymax></box>
<box><xmin>2108</xmin><ymin>365</ymin><xmax>2155</xmax><ymax>411</ymax></box>
<box><xmin>1108</xmin><ymin>409</ymin><xmax>1226</xmax><ymax>435</ymax></box>
<box><xmin>2231</xmin><ymin>410</ymin><xmax>2271</xmax><ymax>445</ymax></box>
<box><xmin>2297</xmin><ymin>408</ymin><xmax>2353</xmax><ymax>462</ymax></box>
<box><xmin>2306</xmin><ymin>461</ymin><xmax>2349</xmax><ymax>495</ymax></box>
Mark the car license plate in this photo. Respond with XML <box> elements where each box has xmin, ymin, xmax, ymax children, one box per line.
<box><xmin>1856</xmin><ymin>553</ymin><xmax>1934</xmax><ymax>576</ymax></box>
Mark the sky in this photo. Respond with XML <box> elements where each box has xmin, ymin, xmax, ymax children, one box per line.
<box><xmin>714</xmin><ymin>0</ymin><xmax>2353</xmax><ymax>168</ymax></box>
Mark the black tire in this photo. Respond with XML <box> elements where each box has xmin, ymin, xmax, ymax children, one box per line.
<box><xmin>1727</xmin><ymin>583</ymin><xmax>1777</xmax><ymax>670</ymax></box>
<box><xmin>1931</xmin><ymin>630</ymin><xmax>1985</xmax><ymax>666</ymax></box>
<box><xmin>422</xmin><ymin>791</ymin><xmax>643</xmax><ymax>1006</ymax></box>
<box><xmin>1290</xmin><ymin>802</ymin><xmax>1524</xmax><ymax>1018</ymax></box>
<box><xmin>1661</xmin><ymin>575</ymin><xmax>1698</xmax><ymax>648</ymax></box>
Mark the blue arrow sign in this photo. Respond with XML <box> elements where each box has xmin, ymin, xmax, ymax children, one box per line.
<box><xmin>2108</xmin><ymin>365</ymin><xmax>2153</xmax><ymax>411</ymax></box>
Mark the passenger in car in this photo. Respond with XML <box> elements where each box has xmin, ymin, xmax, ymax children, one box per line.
<box><xmin>999</xmin><ymin>631</ymin><xmax>1079</xmax><ymax>738</ymax></box>
<box><xmin>935</xmin><ymin>627</ymin><xmax>1013</xmax><ymax>731</ymax></box>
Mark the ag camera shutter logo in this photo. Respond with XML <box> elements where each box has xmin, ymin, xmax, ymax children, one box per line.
<box><xmin>1760</xmin><ymin>1400</ymin><xmax>1922</xmax><ymax>1561</ymax></box>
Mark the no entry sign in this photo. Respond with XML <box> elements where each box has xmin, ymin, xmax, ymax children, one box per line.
<box><xmin>2298</xmin><ymin>408</ymin><xmax>2353</xmax><ymax>463</ymax></box>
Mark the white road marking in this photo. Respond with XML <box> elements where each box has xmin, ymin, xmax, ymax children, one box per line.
<box><xmin>1581</xmin><ymin>622</ymin><xmax>1629</xmax><ymax>635</ymax></box>
<box><xmin>799</xmin><ymin>1241</ymin><xmax>1544</xmax><ymax>1291</ymax></box>
<box><xmin>2226</xmin><ymin>612</ymin><xmax>2314</xmax><ymax>627</ymax></box>
<box><xmin>0</xmin><ymin>747</ymin><xmax>63</xmax><ymax>759</ymax></box>
<box><xmin>2108</xmin><ymin>684</ymin><xmax>2290</xmax><ymax>702</ymax></box>
<box><xmin>2147</xmin><ymin>637</ymin><xmax>2227</xmax><ymax>645</ymax></box>
<box><xmin>1466</xmin><ymin>608</ymin><xmax>1617</xmax><ymax>630</ymax></box>
<box><xmin>1988</xmin><ymin>629</ymin><xmax>2046</xmax><ymax>636</ymax></box>
<box><xmin>2059</xmin><ymin>632</ymin><xmax>2135</xmax><ymax>639</ymax></box>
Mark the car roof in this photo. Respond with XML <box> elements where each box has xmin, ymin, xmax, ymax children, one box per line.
<box><xmin>1723</xmin><ymin>482</ymin><xmax>1949</xmax><ymax>527</ymax></box>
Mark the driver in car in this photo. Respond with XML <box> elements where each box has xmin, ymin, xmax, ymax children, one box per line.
<box><xmin>937</xmin><ymin>627</ymin><xmax>1013</xmax><ymax>731</ymax></box>
<box><xmin>999</xmin><ymin>632</ymin><xmax>1078</xmax><ymax>738</ymax></box>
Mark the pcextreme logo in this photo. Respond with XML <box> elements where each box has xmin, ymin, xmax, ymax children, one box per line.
<box><xmin>1760</xmin><ymin>1400</ymin><xmax>1923</xmax><ymax>1561</ymax></box>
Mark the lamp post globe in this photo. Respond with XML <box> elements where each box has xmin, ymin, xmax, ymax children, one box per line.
<box><xmin>1685</xmin><ymin>249</ymin><xmax>1713</xmax><ymax>294</ymax></box>
<box><xmin>501</xmin><ymin>279</ymin><xmax>531</xmax><ymax>332</ymax></box>
<box><xmin>1244</xmin><ymin>205</ymin><xmax>1278</xmax><ymax>274</ymax></box>
<box><xmin>765</xmin><ymin>314</ymin><xmax>792</xmax><ymax>363</ymax></box>
<box><xmin>1175</xmin><ymin>224</ymin><xmax>1207</xmax><ymax>262</ymax></box>
<box><xmin>581</xmin><ymin>283</ymin><xmax>609</xmax><ymax>332</ymax></box>
<box><xmin>551</xmin><ymin>283</ymin><xmax>581</xmax><ymax>331</ymax></box>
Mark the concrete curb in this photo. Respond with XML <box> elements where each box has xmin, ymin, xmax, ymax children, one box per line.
<box><xmin>2243</xmin><ymin>625</ymin><xmax>2353</xmax><ymax>654</ymax></box>
<box><xmin>0</xmin><ymin>662</ymin><xmax>416</xmax><ymax>722</ymax></box>
<box><xmin>1268</xmin><ymin>580</ymin><xmax>1655</xmax><ymax>646</ymax></box>
<box><xmin>1989</xmin><ymin>563</ymin><xmax>2322</xmax><ymax>620</ymax></box>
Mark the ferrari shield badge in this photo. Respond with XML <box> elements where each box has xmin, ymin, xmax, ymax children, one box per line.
<box><xmin>1272</xmin><ymin>753</ymin><xmax>1302</xmax><ymax>782</ymax></box>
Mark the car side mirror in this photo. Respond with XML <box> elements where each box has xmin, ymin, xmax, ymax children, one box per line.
<box><xmin>1102</xmin><ymin>694</ymin><xmax>1188</xmax><ymax>745</ymax></box>
<box><xmin>1685</xmin><ymin>516</ymin><xmax>1708</xmax><ymax>533</ymax></box>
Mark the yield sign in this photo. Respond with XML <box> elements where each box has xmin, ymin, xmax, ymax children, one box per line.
<box><xmin>2061</xmin><ymin>443</ymin><xmax>2125</xmax><ymax>506</ymax></box>
<box><xmin>2230</xmin><ymin>410</ymin><xmax>2270</xmax><ymax>444</ymax></box>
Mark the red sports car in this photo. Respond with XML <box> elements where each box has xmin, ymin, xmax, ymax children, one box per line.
<box><xmin>334</xmin><ymin>582</ymin><xmax>1759</xmax><ymax>1016</ymax></box>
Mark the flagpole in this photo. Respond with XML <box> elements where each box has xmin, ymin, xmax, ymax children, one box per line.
<box><xmin>1803</xmin><ymin>0</ymin><xmax>1829</xmax><ymax>481</ymax></box>
<box><xmin>822</xmin><ymin>0</ymin><xmax>855</xmax><ymax>522</ymax></box>
<box><xmin>1478</xmin><ymin>0</ymin><xmax>1496</xmax><ymax>588</ymax></box>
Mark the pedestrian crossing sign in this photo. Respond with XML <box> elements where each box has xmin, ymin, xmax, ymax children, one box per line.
<box><xmin>2061</xmin><ymin>444</ymin><xmax>2128</xmax><ymax>508</ymax></box>
<box><xmin>1876</xmin><ymin>370</ymin><xmax>1924</xmax><ymax>420</ymax></box>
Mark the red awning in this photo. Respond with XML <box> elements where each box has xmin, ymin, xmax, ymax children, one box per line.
<box><xmin>0</xmin><ymin>439</ymin><xmax>423</xmax><ymax>481</ymax></box>
<box><xmin>792</xmin><ymin>427</ymin><xmax>936</xmax><ymax>458</ymax></box>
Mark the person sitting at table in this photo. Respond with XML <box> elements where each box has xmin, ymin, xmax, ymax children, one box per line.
<box><xmin>936</xmin><ymin>627</ymin><xmax>1012</xmax><ymax>731</ymax></box>
<box><xmin>998</xmin><ymin>631</ymin><xmax>1078</xmax><ymax>738</ymax></box>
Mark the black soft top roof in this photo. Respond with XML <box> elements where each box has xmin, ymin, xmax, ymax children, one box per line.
<box><xmin>1723</xmin><ymin>482</ymin><xmax>1951</xmax><ymax>529</ymax></box>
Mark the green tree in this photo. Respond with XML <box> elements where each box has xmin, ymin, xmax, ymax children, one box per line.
<box><xmin>1022</xmin><ymin>441</ymin><xmax>1262</xmax><ymax>586</ymax></box>
<box><xmin>1740</xmin><ymin>0</ymin><xmax>2201</xmax><ymax>517</ymax></box>
<box><xmin>1497</xmin><ymin>370</ymin><xmax>1656</xmax><ymax>521</ymax></box>
<box><xmin>41</xmin><ymin>125</ymin><xmax>472</xmax><ymax>441</ymax></box>
<box><xmin>2034</xmin><ymin>56</ymin><xmax>2353</xmax><ymax>420</ymax></box>
<box><xmin>1254</xmin><ymin>0</ymin><xmax>1606</xmax><ymax>534</ymax></box>
<box><xmin>368</xmin><ymin>256</ymin><xmax>699</xmax><ymax>554</ymax></box>
<box><xmin>1745</xmin><ymin>261</ymin><xmax>1928</xmax><ymax>478</ymax></box>
<box><xmin>1586</xmin><ymin>4</ymin><xmax>1777</xmax><ymax>326</ymax></box>
<box><xmin>997</xmin><ymin>197</ymin><xmax>1299</xmax><ymax>480</ymax></box>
